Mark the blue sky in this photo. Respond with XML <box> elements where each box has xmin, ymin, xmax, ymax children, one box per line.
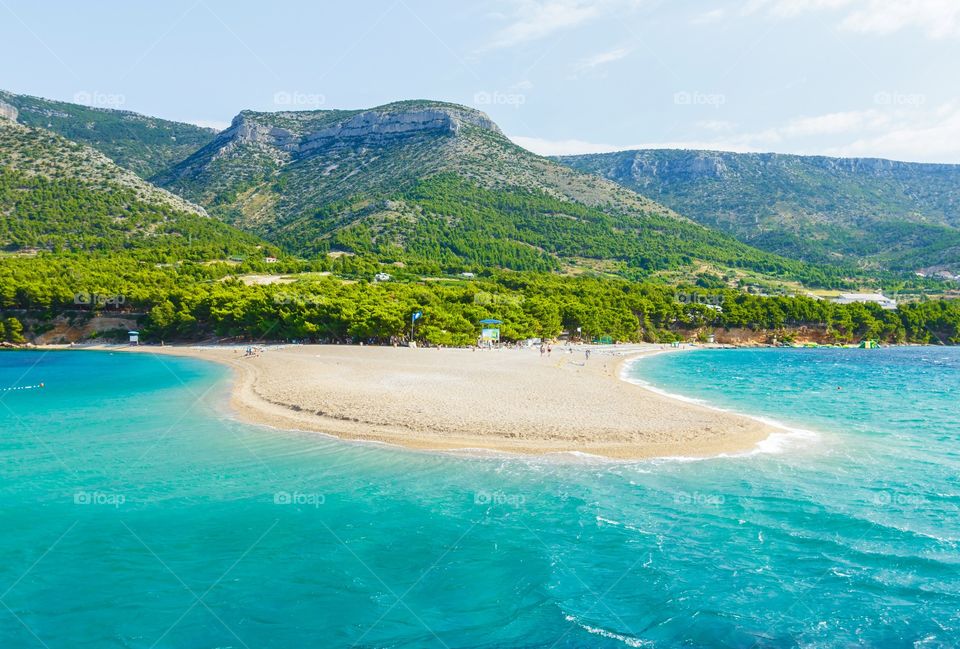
<box><xmin>3</xmin><ymin>0</ymin><xmax>960</xmax><ymax>162</ymax></box>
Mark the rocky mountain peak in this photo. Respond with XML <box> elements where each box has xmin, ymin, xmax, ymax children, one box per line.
<box><xmin>217</xmin><ymin>101</ymin><xmax>502</xmax><ymax>156</ymax></box>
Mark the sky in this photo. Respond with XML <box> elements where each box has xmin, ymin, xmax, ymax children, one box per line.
<box><xmin>2</xmin><ymin>0</ymin><xmax>960</xmax><ymax>162</ymax></box>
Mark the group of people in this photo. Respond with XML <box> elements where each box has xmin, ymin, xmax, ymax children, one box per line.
<box><xmin>539</xmin><ymin>344</ymin><xmax>591</xmax><ymax>361</ymax></box>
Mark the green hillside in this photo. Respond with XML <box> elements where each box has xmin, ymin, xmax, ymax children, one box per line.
<box><xmin>555</xmin><ymin>149</ymin><xmax>960</xmax><ymax>273</ymax></box>
<box><xmin>0</xmin><ymin>117</ymin><xmax>263</xmax><ymax>259</ymax></box>
<box><xmin>0</xmin><ymin>90</ymin><xmax>218</xmax><ymax>177</ymax></box>
<box><xmin>0</xmin><ymin>98</ymin><xmax>955</xmax><ymax>346</ymax></box>
<box><xmin>153</xmin><ymin>101</ymin><xmax>852</xmax><ymax>287</ymax></box>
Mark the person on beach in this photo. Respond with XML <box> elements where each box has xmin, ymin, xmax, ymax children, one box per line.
<box><xmin>585</xmin><ymin>349</ymin><xmax>591</xmax><ymax>361</ymax></box>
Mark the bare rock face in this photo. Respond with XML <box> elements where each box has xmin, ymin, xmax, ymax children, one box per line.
<box><xmin>0</xmin><ymin>100</ymin><xmax>18</xmax><ymax>122</ymax></box>
<box><xmin>300</xmin><ymin>108</ymin><xmax>498</xmax><ymax>152</ymax></box>
<box><xmin>628</xmin><ymin>150</ymin><xmax>729</xmax><ymax>182</ymax></box>
<box><xmin>229</xmin><ymin>118</ymin><xmax>299</xmax><ymax>151</ymax></box>
<box><xmin>216</xmin><ymin>104</ymin><xmax>501</xmax><ymax>157</ymax></box>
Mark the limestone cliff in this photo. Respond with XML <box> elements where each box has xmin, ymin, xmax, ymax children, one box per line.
<box><xmin>0</xmin><ymin>99</ymin><xmax>18</xmax><ymax>121</ymax></box>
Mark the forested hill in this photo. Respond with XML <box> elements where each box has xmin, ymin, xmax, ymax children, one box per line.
<box><xmin>0</xmin><ymin>89</ymin><xmax>946</xmax><ymax>289</ymax></box>
<box><xmin>150</xmin><ymin>100</ymin><xmax>849</xmax><ymax>286</ymax></box>
<box><xmin>555</xmin><ymin>149</ymin><xmax>960</xmax><ymax>273</ymax></box>
<box><xmin>0</xmin><ymin>89</ymin><xmax>218</xmax><ymax>178</ymax></box>
<box><xmin>0</xmin><ymin>116</ymin><xmax>264</xmax><ymax>258</ymax></box>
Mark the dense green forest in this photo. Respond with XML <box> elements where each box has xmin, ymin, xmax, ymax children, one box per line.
<box><xmin>277</xmin><ymin>175</ymin><xmax>873</xmax><ymax>288</ymax></box>
<box><xmin>0</xmin><ymin>95</ymin><xmax>957</xmax><ymax>348</ymax></box>
<box><xmin>0</xmin><ymin>167</ymin><xmax>266</xmax><ymax>258</ymax></box>
<box><xmin>1</xmin><ymin>251</ymin><xmax>958</xmax><ymax>346</ymax></box>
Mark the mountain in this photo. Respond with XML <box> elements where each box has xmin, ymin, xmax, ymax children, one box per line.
<box><xmin>0</xmin><ymin>115</ymin><xmax>261</xmax><ymax>256</ymax></box>
<box><xmin>0</xmin><ymin>90</ymin><xmax>218</xmax><ymax>178</ymax></box>
<box><xmin>153</xmin><ymin>101</ymin><xmax>841</xmax><ymax>285</ymax></box>
<box><xmin>554</xmin><ymin>149</ymin><xmax>960</xmax><ymax>273</ymax></box>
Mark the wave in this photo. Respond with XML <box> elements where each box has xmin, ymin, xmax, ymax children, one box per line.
<box><xmin>619</xmin><ymin>353</ymin><xmax>823</xmax><ymax>460</ymax></box>
<box><xmin>563</xmin><ymin>614</ymin><xmax>653</xmax><ymax>648</ymax></box>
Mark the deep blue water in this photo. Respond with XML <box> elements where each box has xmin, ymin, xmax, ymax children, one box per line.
<box><xmin>0</xmin><ymin>347</ymin><xmax>958</xmax><ymax>648</ymax></box>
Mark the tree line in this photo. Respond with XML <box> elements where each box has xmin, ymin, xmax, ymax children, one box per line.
<box><xmin>1</xmin><ymin>253</ymin><xmax>957</xmax><ymax>346</ymax></box>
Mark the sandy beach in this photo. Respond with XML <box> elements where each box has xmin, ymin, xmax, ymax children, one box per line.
<box><xmin>118</xmin><ymin>343</ymin><xmax>778</xmax><ymax>459</ymax></box>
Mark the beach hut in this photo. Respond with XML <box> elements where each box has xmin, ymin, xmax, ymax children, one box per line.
<box><xmin>127</xmin><ymin>331</ymin><xmax>140</xmax><ymax>345</ymax></box>
<box><xmin>479</xmin><ymin>319</ymin><xmax>502</xmax><ymax>345</ymax></box>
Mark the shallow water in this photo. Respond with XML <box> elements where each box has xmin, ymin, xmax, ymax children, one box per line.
<box><xmin>0</xmin><ymin>348</ymin><xmax>957</xmax><ymax>647</ymax></box>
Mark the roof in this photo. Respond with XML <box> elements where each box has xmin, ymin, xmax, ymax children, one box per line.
<box><xmin>838</xmin><ymin>293</ymin><xmax>892</xmax><ymax>300</ymax></box>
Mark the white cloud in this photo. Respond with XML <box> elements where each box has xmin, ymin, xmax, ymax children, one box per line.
<box><xmin>508</xmin><ymin>135</ymin><xmax>760</xmax><ymax>156</ymax></box>
<box><xmin>695</xmin><ymin>119</ymin><xmax>738</xmax><ymax>132</ymax></box>
<box><xmin>484</xmin><ymin>1</ymin><xmax>600</xmax><ymax>50</ymax></box>
<box><xmin>744</xmin><ymin>0</ymin><xmax>853</xmax><ymax>18</ymax></box>
<box><xmin>841</xmin><ymin>0</ymin><xmax>960</xmax><ymax>38</ymax></box>
<box><xmin>571</xmin><ymin>46</ymin><xmax>632</xmax><ymax>76</ymax></box>
<box><xmin>186</xmin><ymin>119</ymin><xmax>231</xmax><ymax>131</ymax></box>
<box><xmin>692</xmin><ymin>8</ymin><xmax>726</xmax><ymax>24</ymax></box>
<box><xmin>482</xmin><ymin>0</ymin><xmax>643</xmax><ymax>50</ymax></box>
<box><xmin>746</xmin><ymin>0</ymin><xmax>960</xmax><ymax>39</ymax></box>
<box><xmin>825</xmin><ymin>103</ymin><xmax>960</xmax><ymax>161</ymax></box>
<box><xmin>512</xmin><ymin>102</ymin><xmax>960</xmax><ymax>162</ymax></box>
<box><xmin>777</xmin><ymin>110</ymin><xmax>887</xmax><ymax>138</ymax></box>
<box><xmin>509</xmin><ymin>136</ymin><xmax>621</xmax><ymax>156</ymax></box>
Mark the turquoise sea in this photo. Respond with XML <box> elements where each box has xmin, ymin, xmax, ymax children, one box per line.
<box><xmin>1</xmin><ymin>347</ymin><xmax>958</xmax><ymax>648</ymax></box>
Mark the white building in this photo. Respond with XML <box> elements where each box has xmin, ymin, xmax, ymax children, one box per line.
<box><xmin>374</xmin><ymin>272</ymin><xmax>392</xmax><ymax>282</ymax></box>
<box><xmin>833</xmin><ymin>293</ymin><xmax>897</xmax><ymax>310</ymax></box>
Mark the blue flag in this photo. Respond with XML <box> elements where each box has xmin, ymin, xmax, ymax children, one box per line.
<box><xmin>412</xmin><ymin>311</ymin><xmax>423</xmax><ymax>322</ymax></box>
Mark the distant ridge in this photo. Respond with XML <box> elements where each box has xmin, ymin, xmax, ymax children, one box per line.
<box><xmin>0</xmin><ymin>89</ymin><xmax>218</xmax><ymax>177</ymax></box>
<box><xmin>555</xmin><ymin>148</ymin><xmax>960</xmax><ymax>272</ymax></box>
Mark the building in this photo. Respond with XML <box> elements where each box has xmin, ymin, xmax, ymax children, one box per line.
<box><xmin>128</xmin><ymin>331</ymin><xmax>140</xmax><ymax>345</ymax></box>
<box><xmin>374</xmin><ymin>272</ymin><xmax>392</xmax><ymax>282</ymax></box>
<box><xmin>833</xmin><ymin>293</ymin><xmax>897</xmax><ymax>310</ymax></box>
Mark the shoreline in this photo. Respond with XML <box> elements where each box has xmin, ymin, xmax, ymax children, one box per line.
<box><xmin>618</xmin><ymin>352</ymin><xmax>823</xmax><ymax>459</ymax></box>
<box><xmin>84</xmin><ymin>342</ymin><xmax>781</xmax><ymax>460</ymax></box>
